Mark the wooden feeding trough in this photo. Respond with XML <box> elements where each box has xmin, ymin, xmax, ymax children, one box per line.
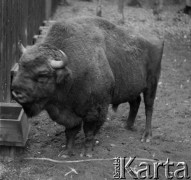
<box><xmin>0</xmin><ymin>102</ymin><xmax>30</xmax><ymax>147</ymax></box>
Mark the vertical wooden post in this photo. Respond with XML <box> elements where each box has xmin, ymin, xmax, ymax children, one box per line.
<box><xmin>46</xmin><ymin>0</ymin><xmax>52</xmax><ymax>20</ymax></box>
<box><xmin>0</xmin><ymin>0</ymin><xmax>3</xmax><ymax>102</ymax></box>
<box><xmin>1</xmin><ymin>0</ymin><xmax>7</xmax><ymax>102</ymax></box>
<box><xmin>118</xmin><ymin>0</ymin><xmax>125</xmax><ymax>24</ymax></box>
<box><xmin>96</xmin><ymin>0</ymin><xmax>102</xmax><ymax>17</ymax></box>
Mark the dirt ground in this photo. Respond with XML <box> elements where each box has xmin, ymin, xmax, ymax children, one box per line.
<box><xmin>0</xmin><ymin>1</ymin><xmax>191</xmax><ymax>179</ymax></box>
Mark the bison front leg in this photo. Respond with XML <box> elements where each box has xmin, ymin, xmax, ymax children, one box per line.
<box><xmin>82</xmin><ymin>121</ymin><xmax>97</xmax><ymax>157</ymax></box>
<box><xmin>81</xmin><ymin>105</ymin><xmax>108</xmax><ymax>157</ymax></box>
<box><xmin>64</xmin><ymin>125</ymin><xmax>81</xmax><ymax>157</ymax></box>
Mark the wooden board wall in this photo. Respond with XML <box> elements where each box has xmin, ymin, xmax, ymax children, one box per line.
<box><xmin>0</xmin><ymin>0</ymin><xmax>60</xmax><ymax>102</ymax></box>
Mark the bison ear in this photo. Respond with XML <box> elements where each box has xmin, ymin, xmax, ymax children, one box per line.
<box><xmin>56</xmin><ymin>67</ymin><xmax>72</xmax><ymax>84</ymax></box>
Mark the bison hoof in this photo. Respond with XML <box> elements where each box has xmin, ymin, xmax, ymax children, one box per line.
<box><xmin>86</xmin><ymin>153</ymin><xmax>93</xmax><ymax>158</ymax></box>
<box><xmin>125</xmin><ymin>124</ymin><xmax>136</xmax><ymax>131</ymax></box>
<box><xmin>141</xmin><ymin>132</ymin><xmax>152</xmax><ymax>143</ymax></box>
<box><xmin>58</xmin><ymin>149</ymin><xmax>75</xmax><ymax>158</ymax></box>
<box><xmin>60</xmin><ymin>154</ymin><xmax>69</xmax><ymax>158</ymax></box>
<box><xmin>80</xmin><ymin>153</ymin><xmax>84</xmax><ymax>158</ymax></box>
<box><xmin>80</xmin><ymin>146</ymin><xmax>94</xmax><ymax>158</ymax></box>
<box><xmin>80</xmin><ymin>151</ymin><xmax>93</xmax><ymax>158</ymax></box>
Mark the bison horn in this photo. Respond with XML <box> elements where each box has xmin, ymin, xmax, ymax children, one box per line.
<box><xmin>49</xmin><ymin>50</ymin><xmax>68</xmax><ymax>69</ymax></box>
<box><xmin>18</xmin><ymin>41</ymin><xmax>26</xmax><ymax>53</ymax></box>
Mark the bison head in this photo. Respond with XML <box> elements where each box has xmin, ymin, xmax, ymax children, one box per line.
<box><xmin>11</xmin><ymin>43</ymin><xmax>71</xmax><ymax>117</ymax></box>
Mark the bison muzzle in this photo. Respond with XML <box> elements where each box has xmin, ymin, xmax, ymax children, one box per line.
<box><xmin>11</xmin><ymin>17</ymin><xmax>164</xmax><ymax>157</ymax></box>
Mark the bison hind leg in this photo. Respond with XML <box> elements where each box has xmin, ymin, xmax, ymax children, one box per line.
<box><xmin>125</xmin><ymin>95</ymin><xmax>141</xmax><ymax>131</ymax></box>
<box><xmin>141</xmin><ymin>77</ymin><xmax>159</xmax><ymax>143</ymax></box>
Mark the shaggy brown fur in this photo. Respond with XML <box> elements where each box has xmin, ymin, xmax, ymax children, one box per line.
<box><xmin>12</xmin><ymin>17</ymin><xmax>164</xmax><ymax>157</ymax></box>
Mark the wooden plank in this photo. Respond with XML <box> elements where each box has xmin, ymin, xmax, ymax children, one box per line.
<box><xmin>2</xmin><ymin>0</ymin><xmax>7</xmax><ymax>102</ymax></box>
<box><xmin>0</xmin><ymin>102</ymin><xmax>21</xmax><ymax>107</ymax></box>
<box><xmin>0</xmin><ymin>0</ymin><xmax>3</xmax><ymax>102</ymax></box>
<box><xmin>13</xmin><ymin>0</ymin><xmax>18</xmax><ymax>64</ymax></box>
<box><xmin>21</xmin><ymin>0</ymin><xmax>28</xmax><ymax>46</ymax></box>
<box><xmin>5</xmin><ymin>0</ymin><xmax>12</xmax><ymax>102</ymax></box>
<box><xmin>0</xmin><ymin>128</ymin><xmax>23</xmax><ymax>143</ymax></box>
<box><xmin>16</xmin><ymin>0</ymin><xmax>21</xmax><ymax>59</ymax></box>
<box><xmin>11</xmin><ymin>0</ymin><xmax>16</xmax><ymax>66</ymax></box>
<box><xmin>11</xmin><ymin>0</ymin><xmax>18</xmax><ymax>68</ymax></box>
<box><xmin>27</xmin><ymin>0</ymin><xmax>32</xmax><ymax>44</ymax></box>
<box><xmin>0</xmin><ymin>107</ymin><xmax>21</xmax><ymax>120</ymax></box>
<box><xmin>46</xmin><ymin>0</ymin><xmax>52</xmax><ymax>19</ymax></box>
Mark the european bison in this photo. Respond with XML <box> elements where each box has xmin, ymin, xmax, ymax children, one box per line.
<box><xmin>11</xmin><ymin>17</ymin><xmax>164</xmax><ymax>157</ymax></box>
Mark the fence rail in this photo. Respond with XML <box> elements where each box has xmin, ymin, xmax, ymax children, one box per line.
<box><xmin>0</xmin><ymin>0</ymin><xmax>60</xmax><ymax>102</ymax></box>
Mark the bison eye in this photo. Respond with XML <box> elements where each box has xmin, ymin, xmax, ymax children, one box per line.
<box><xmin>37</xmin><ymin>76</ymin><xmax>48</xmax><ymax>83</ymax></box>
<box><xmin>36</xmin><ymin>73</ymin><xmax>50</xmax><ymax>83</ymax></box>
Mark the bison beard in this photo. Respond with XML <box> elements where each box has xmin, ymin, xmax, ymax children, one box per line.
<box><xmin>11</xmin><ymin>17</ymin><xmax>164</xmax><ymax>157</ymax></box>
<box><xmin>22</xmin><ymin>102</ymin><xmax>44</xmax><ymax>117</ymax></box>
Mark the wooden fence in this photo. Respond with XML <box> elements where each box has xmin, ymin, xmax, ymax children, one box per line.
<box><xmin>0</xmin><ymin>0</ymin><xmax>60</xmax><ymax>102</ymax></box>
